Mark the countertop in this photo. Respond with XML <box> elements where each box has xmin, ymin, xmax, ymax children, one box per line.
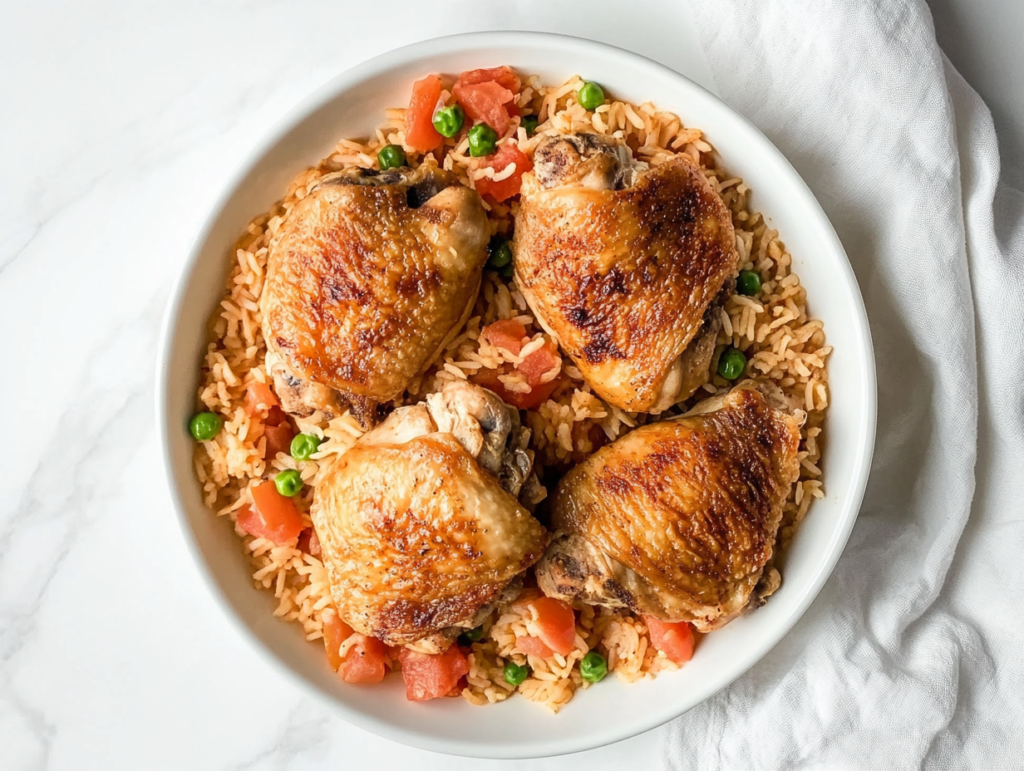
<box><xmin>2</xmin><ymin>2</ymin><xmax>1019</xmax><ymax>770</ymax></box>
<box><xmin>0</xmin><ymin>3</ymin><xmax>710</xmax><ymax>769</ymax></box>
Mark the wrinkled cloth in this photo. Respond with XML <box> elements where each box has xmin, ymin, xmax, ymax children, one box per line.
<box><xmin>660</xmin><ymin>2</ymin><xmax>1024</xmax><ymax>769</ymax></box>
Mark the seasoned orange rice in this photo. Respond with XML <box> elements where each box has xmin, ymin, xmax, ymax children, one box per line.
<box><xmin>192</xmin><ymin>73</ymin><xmax>829</xmax><ymax>712</ymax></box>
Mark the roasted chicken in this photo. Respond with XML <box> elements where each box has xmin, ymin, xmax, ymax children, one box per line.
<box><xmin>311</xmin><ymin>381</ymin><xmax>548</xmax><ymax>652</ymax></box>
<box><xmin>535</xmin><ymin>383</ymin><xmax>801</xmax><ymax>632</ymax></box>
<box><xmin>261</xmin><ymin>165</ymin><xmax>490</xmax><ymax>427</ymax></box>
<box><xmin>514</xmin><ymin>133</ymin><xmax>739</xmax><ymax>413</ymax></box>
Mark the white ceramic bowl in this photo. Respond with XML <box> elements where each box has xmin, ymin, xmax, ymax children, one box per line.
<box><xmin>157</xmin><ymin>31</ymin><xmax>876</xmax><ymax>759</ymax></box>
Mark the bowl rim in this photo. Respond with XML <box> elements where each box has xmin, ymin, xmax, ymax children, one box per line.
<box><xmin>156</xmin><ymin>30</ymin><xmax>877</xmax><ymax>759</ymax></box>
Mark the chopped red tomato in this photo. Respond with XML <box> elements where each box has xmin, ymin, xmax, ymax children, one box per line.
<box><xmin>482</xmin><ymin>319</ymin><xmax>527</xmax><ymax>355</ymax></box>
<box><xmin>474</xmin><ymin>144</ymin><xmax>534</xmax><ymax>202</ymax></box>
<box><xmin>471</xmin><ymin>336</ymin><xmax>562</xmax><ymax>410</ymax></box>
<box><xmin>244</xmin><ymin>479</ymin><xmax>304</xmax><ymax>543</ymax></box>
<box><xmin>529</xmin><ymin>597</ymin><xmax>576</xmax><ymax>656</ymax></box>
<box><xmin>264</xmin><ymin>406</ymin><xmax>288</xmax><ymax>426</ymax></box>
<box><xmin>399</xmin><ymin>646</ymin><xmax>469</xmax><ymax>701</ymax></box>
<box><xmin>519</xmin><ymin>341</ymin><xmax>560</xmax><ymax>385</ymax></box>
<box><xmin>456</xmin><ymin>82</ymin><xmax>515</xmax><ymax>135</ymax></box>
<box><xmin>643</xmin><ymin>616</ymin><xmax>696</xmax><ymax>665</ymax></box>
<box><xmin>405</xmin><ymin>74</ymin><xmax>444</xmax><ymax>153</ymax></box>
<box><xmin>297</xmin><ymin>527</ymin><xmax>321</xmax><ymax>557</ymax></box>
<box><xmin>456</xmin><ymin>66</ymin><xmax>521</xmax><ymax>94</ymax></box>
<box><xmin>515</xmin><ymin>635</ymin><xmax>554</xmax><ymax>658</ymax></box>
<box><xmin>340</xmin><ymin>634</ymin><xmax>388</xmax><ymax>684</ymax></box>
<box><xmin>322</xmin><ymin>607</ymin><xmax>354</xmax><ymax>672</ymax></box>
<box><xmin>263</xmin><ymin>422</ymin><xmax>294</xmax><ymax>459</ymax></box>
<box><xmin>453</xmin><ymin>66</ymin><xmax>520</xmax><ymax>136</ymax></box>
<box><xmin>244</xmin><ymin>382</ymin><xmax>279</xmax><ymax>417</ymax></box>
<box><xmin>471</xmin><ymin>365</ymin><xmax>562</xmax><ymax>410</ymax></box>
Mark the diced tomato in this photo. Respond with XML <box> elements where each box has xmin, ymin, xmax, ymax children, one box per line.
<box><xmin>235</xmin><ymin>506</ymin><xmax>262</xmax><ymax>537</ymax></box>
<box><xmin>322</xmin><ymin>607</ymin><xmax>354</xmax><ymax>673</ymax></box>
<box><xmin>643</xmin><ymin>616</ymin><xmax>696</xmax><ymax>665</ymax></box>
<box><xmin>450</xmin><ymin>673</ymin><xmax>469</xmax><ymax>696</ymax></box>
<box><xmin>244</xmin><ymin>479</ymin><xmax>304</xmax><ymax>543</ymax></box>
<box><xmin>297</xmin><ymin>527</ymin><xmax>321</xmax><ymax>557</ymax></box>
<box><xmin>455</xmin><ymin>66</ymin><xmax>521</xmax><ymax>94</ymax></box>
<box><xmin>244</xmin><ymin>382</ymin><xmax>279</xmax><ymax>417</ymax></box>
<box><xmin>264</xmin><ymin>406</ymin><xmax>288</xmax><ymax>427</ymax></box>
<box><xmin>482</xmin><ymin>319</ymin><xmax>527</xmax><ymax>355</ymax></box>
<box><xmin>456</xmin><ymin>82</ymin><xmax>515</xmax><ymax>135</ymax></box>
<box><xmin>471</xmin><ymin>365</ymin><xmax>563</xmax><ymax>410</ymax></box>
<box><xmin>399</xmin><ymin>646</ymin><xmax>470</xmax><ymax>701</ymax></box>
<box><xmin>339</xmin><ymin>634</ymin><xmax>388</xmax><ymax>684</ymax></box>
<box><xmin>515</xmin><ymin>635</ymin><xmax>554</xmax><ymax>658</ymax></box>
<box><xmin>263</xmin><ymin>422</ymin><xmax>295</xmax><ymax>459</ymax></box>
<box><xmin>475</xmin><ymin>144</ymin><xmax>534</xmax><ymax>202</ymax></box>
<box><xmin>519</xmin><ymin>341</ymin><xmax>561</xmax><ymax>387</ymax></box>
<box><xmin>529</xmin><ymin>597</ymin><xmax>576</xmax><ymax>656</ymax></box>
<box><xmin>453</xmin><ymin>67</ymin><xmax>520</xmax><ymax>137</ymax></box>
<box><xmin>405</xmin><ymin>74</ymin><xmax>444</xmax><ymax>153</ymax></box>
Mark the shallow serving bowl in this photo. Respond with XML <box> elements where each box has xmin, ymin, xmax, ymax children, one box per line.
<box><xmin>157</xmin><ymin>31</ymin><xmax>876</xmax><ymax>759</ymax></box>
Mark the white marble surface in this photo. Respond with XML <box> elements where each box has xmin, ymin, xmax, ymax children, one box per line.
<box><xmin>5</xmin><ymin>1</ymin><xmax>1020</xmax><ymax>768</ymax></box>
<box><xmin>0</xmin><ymin>2</ymin><xmax>714</xmax><ymax>769</ymax></box>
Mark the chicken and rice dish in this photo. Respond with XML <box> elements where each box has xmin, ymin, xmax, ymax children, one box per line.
<box><xmin>189</xmin><ymin>67</ymin><xmax>831</xmax><ymax>712</ymax></box>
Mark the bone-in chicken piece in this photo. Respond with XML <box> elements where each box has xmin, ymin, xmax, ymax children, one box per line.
<box><xmin>514</xmin><ymin>133</ymin><xmax>739</xmax><ymax>413</ymax></box>
<box><xmin>311</xmin><ymin>382</ymin><xmax>548</xmax><ymax>652</ymax></box>
<box><xmin>261</xmin><ymin>165</ymin><xmax>490</xmax><ymax>427</ymax></box>
<box><xmin>534</xmin><ymin>383</ymin><xmax>801</xmax><ymax>632</ymax></box>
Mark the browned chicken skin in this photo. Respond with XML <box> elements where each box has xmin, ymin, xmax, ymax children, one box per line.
<box><xmin>534</xmin><ymin>383</ymin><xmax>801</xmax><ymax>631</ymax></box>
<box><xmin>514</xmin><ymin>133</ymin><xmax>738</xmax><ymax>414</ymax></box>
<box><xmin>261</xmin><ymin>165</ymin><xmax>490</xmax><ymax>426</ymax></box>
<box><xmin>311</xmin><ymin>382</ymin><xmax>548</xmax><ymax>652</ymax></box>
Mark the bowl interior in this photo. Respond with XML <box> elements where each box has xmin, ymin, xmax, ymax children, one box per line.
<box><xmin>158</xmin><ymin>32</ymin><xmax>875</xmax><ymax>759</ymax></box>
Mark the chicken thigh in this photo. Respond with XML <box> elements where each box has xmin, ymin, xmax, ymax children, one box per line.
<box><xmin>311</xmin><ymin>381</ymin><xmax>548</xmax><ymax>652</ymax></box>
<box><xmin>261</xmin><ymin>165</ymin><xmax>490</xmax><ymax>427</ymax></box>
<box><xmin>534</xmin><ymin>383</ymin><xmax>801</xmax><ymax>632</ymax></box>
<box><xmin>514</xmin><ymin>133</ymin><xmax>739</xmax><ymax>413</ymax></box>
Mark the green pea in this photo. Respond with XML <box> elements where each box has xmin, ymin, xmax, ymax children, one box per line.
<box><xmin>577</xmin><ymin>82</ymin><xmax>605</xmax><ymax>111</ymax></box>
<box><xmin>458</xmin><ymin>625</ymin><xmax>485</xmax><ymax>645</ymax></box>
<box><xmin>580</xmin><ymin>650</ymin><xmax>608</xmax><ymax>683</ymax></box>
<box><xmin>290</xmin><ymin>433</ymin><xmax>322</xmax><ymax>461</ymax></box>
<box><xmin>736</xmin><ymin>270</ymin><xmax>762</xmax><ymax>296</ymax></box>
<box><xmin>718</xmin><ymin>347</ymin><xmax>747</xmax><ymax>380</ymax></box>
<box><xmin>189</xmin><ymin>412</ymin><xmax>222</xmax><ymax>441</ymax></box>
<box><xmin>503</xmin><ymin>661</ymin><xmax>530</xmax><ymax>686</ymax></box>
<box><xmin>377</xmin><ymin>144</ymin><xmax>406</xmax><ymax>170</ymax></box>
<box><xmin>488</xmin><ymin>240</ymin><xmax>513</xmax><ymax>270</ymax></box>
<box><xmin>521</xmin><ymin>115</ymin><xmax>539</xmax><ymax>136</ymax></box>
<box><xmin>499</xmin><ymin>262</ymin><xmax>515</xmax><ymax>279</ymax></box>
<box><xmin>468</xmin><ymin>123</ymin><xmax>498</xmax><ymax>157</ymax></box>
<box><xmin>274</xmin><ymin>469</ymin><xmax>303</xmax><ymax>497</ymax></box>
<box><xmin>432</xmin><ymin>104</ymin><xmax>465</xmax><ymax>138</ymax></box>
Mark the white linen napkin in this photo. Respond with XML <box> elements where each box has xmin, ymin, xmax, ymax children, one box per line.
<box><xmin>662</xmin><ymin>1</ymin><xmax>1024</xmax><ymax>768</ymax></box>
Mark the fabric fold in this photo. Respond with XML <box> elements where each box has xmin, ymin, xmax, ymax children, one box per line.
<box><xmin>664</xmin><ymin>1</ymin><xmax>1023</xmax><ymax>768</ymax></box>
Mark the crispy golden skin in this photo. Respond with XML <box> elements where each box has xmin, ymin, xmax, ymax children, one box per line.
<box><xmin>514</xmin><ymin>144</ymin><xmax>738</xmax><ymax>413</ymax></box>
<box><xmin>260</xmin><ymin>166</ymin><xmax>489</xmax><ymax>425</ymax></box>
<box><xmin>311</xmin><ymin>402</ymin><xmax>548</xmax><ymax>651</ymax></box>
<box><xmin>535</xmin><ymin>385</ymin><xmax>801</xmax><ymax>631</ymax></box>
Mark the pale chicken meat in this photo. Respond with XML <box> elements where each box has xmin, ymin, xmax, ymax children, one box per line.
<box><xmin>534</xmin><ymin>383</ymin><xmax>801</xmax><ymax>632</ymax></box>
<box><xmin>514</xmin><ymin>133</ymin><xmax>739</xmax><ymax>413</ymax></box>
<box><xmin>311</xmin><ymin>382</ymin><xmax>548</xmax><ymax>652</ymax></box>
<box><xmin>261</xmin><ymin>165</ymin><xmax>490</xmax><ymax>427</ymax></box>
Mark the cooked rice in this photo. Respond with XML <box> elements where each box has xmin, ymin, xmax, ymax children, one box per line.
<box><xmin>193</xmin><ymin>74</ymin><xmax>830</xmax><ymax>712</ymax></box>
